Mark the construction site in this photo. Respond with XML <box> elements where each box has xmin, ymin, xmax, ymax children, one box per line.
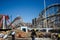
<box><xmin>0</xmin><ymin>1</ymin><xmax>60</xmax><ymax>40</ymax></box>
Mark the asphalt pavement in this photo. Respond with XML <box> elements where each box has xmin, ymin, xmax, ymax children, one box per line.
<box><xmin>6</xmin><ymin>38</ymin><xmax>53</xmax><ymax>40</ymax></box>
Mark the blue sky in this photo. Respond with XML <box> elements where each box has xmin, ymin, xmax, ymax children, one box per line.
<box><xmin>0</xmin><ymin>0</ymin><xmax>60</xmax><ymax>23</ymax></box>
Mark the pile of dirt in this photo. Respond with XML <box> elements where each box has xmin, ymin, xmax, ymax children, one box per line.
<box><xmin>15</xmin><ymin>29</ymin><xmax>28</xmax><ymax>38</ymax></box>
<box><xmin>0</xmin><ymin>38</ymin><xmax>4</xmax><ymax>40</ymax></box>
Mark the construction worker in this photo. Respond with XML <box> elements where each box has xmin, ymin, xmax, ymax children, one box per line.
<box><xmin>31</xmin><ymin>29</ymin><xmax>37</xmax><ymax>40</ymax></box>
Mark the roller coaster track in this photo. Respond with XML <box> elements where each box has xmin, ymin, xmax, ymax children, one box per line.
<box><xmin>8</xmin><ymin>17</ymin><xmax>20</xmax><ymax>27</ymax></box>
<box><xmin>41</xmin><ymin>3</ymin><xmax>60</xmax><ymax>15</ymax></box>
<box><xmin>39</xmin><ymin>3</ymin><xmax>60</xmax><ymax>21</ymax></box>
<box><xmin>39</xmin><ymin>13</ymin><xmax>60</xmax><ymax>21</ymax></box>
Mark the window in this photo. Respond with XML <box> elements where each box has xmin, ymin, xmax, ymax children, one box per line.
<box><xmin>22</xmin><ymin>28</ymin><xmax>26</xmax><ymax>32</ymax></box>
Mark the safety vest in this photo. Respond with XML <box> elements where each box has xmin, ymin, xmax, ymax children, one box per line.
<box><xmin>58</xmin><ymin>34</ymin><xmax>60</xmax><ymax>38</ymax></box>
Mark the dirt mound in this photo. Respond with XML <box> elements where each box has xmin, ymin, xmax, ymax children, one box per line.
<box><xmin>15</xmin><ymin>29</ymin><xmax>28</xmax><ymax>38</ymax></box>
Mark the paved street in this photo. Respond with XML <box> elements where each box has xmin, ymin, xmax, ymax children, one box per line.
<box><xmin>35</xmin><ymin>38</ymin><xmax>52</xmax><ymax>40</ymax></box>
<box><xmin>16</xmin><ymin>38</ymin><xmax>53</xmax><ymax>40</ymax></box>
<box><xmin>6</xmin><ymin>38</ymin><xmax>53</xmax><ymax>40</ymax></box>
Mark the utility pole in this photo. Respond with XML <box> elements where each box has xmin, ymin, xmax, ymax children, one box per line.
<box><xmin>44</xmin><ymin>0</ymin><xmax>48</xmax><ymax>32</ymax></box>
<box><xmin>44</xmin><ymin>0</ymin><xmax>47</xmax><ymax>28</ymax></box>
